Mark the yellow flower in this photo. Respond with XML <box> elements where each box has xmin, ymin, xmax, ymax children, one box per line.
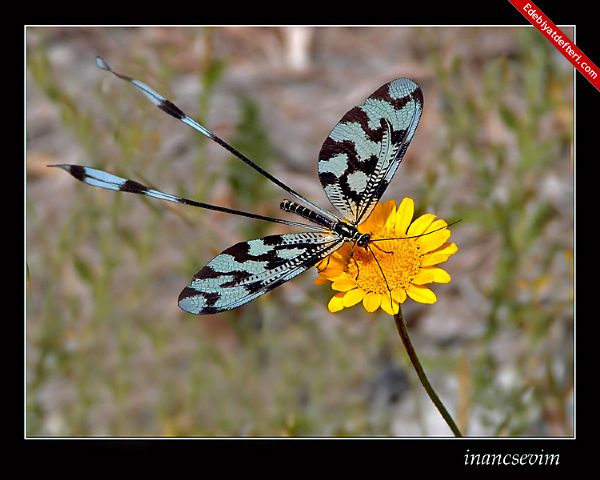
<box><xmin>316</xmin><ymin>198</ymin><xmax>458</xmax><ymax>315</ymax></box>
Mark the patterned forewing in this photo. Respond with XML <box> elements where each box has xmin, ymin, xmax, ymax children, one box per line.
<box><xmin>178</xmin><ymin>233</ymin><xmax>342</xmax><ymax>314</ymax></box>
<box><xmin>318</xmin><ymin>78</ymin><xmax>423</xmax><ymax>225</ymax></box>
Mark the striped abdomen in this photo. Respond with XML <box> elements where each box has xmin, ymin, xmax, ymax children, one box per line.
<box><xmin>280</xmin><ymin>199</ymin><xmax>370</xmax><ymax>246</ymax></box>
<box><xmin>280</xmin><ymin>199</ymin><xmax>337</xmax><ymax>231</ymax></box>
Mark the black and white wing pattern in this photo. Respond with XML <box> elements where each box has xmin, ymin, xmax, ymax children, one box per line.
<box><xmin>52</xmin><ymin>58</ymin><xmax>426</xmax><ymax>316</ymax></box>
<box><xmin>178</xmin><ymin>233</ymin><xmax>343</xmax><ymax>314</ymax></box>
<box><xmin>318</xmin><ymin>78</ymin><xmax>423</xmax><ymax>225</ymax></box>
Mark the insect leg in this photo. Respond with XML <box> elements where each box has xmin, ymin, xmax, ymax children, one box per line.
<box><xmin>366</xmin><ymin>245</ymin><xmax>396</xmax><ymax>315</ymax></box>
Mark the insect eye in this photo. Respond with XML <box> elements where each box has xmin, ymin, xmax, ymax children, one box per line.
<box><xmin>358</xmin><ymin>235</ymin><xmax>370</xmax><ymax>247</ymax></box>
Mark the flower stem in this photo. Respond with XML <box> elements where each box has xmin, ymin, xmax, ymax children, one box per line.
<box><xmin>394</xmin><ymin>307</ymin><xmax>463</xmax><ymax>437</ymax></box>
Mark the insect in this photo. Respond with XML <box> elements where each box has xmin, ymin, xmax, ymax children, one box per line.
<box><xmin>51</xmin><ymin>57</ymin><xmax>423</xmax><ymax>314</ymax></box>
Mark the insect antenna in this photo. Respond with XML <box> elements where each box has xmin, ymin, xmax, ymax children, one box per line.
<box><xmin>369</xmin><ymin>219</ymin><xmax>462</xmax><ymax>243</ymax></box>
<box><xmin>365</xmin><ymin>245</ymin><xmax>396</xmax><ymax>314</ymax></box>
<box><xmin>345</xmin><ymin>241</ymin><xmax>363</xmax><ymax>280</ymax></box>
<box><xmin>369</xmin><ymin>242</ymin><xmax>393</xmax><ymax>255</ymax></box>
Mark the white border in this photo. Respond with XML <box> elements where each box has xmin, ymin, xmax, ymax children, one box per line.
<box><xmin>24</xmin><ymin>25</ymin><xmax>576</xmax><ymax>440</ymax></box>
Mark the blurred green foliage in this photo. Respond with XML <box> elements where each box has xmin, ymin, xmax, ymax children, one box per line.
<box><xmin>427</xmin><ymin>30</ymin><xmax>572</xmax><ymax>435</ymax></box>
<box><xmin>26</xmin><ymin>27</ymin><xmax>572</xmax><ymax>436</ymax></box>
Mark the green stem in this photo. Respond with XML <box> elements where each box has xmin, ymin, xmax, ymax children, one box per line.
<box><xmin>394</xmin><ymin>307</ymin><xmax>463</xmax><ymax>437</ymax></box>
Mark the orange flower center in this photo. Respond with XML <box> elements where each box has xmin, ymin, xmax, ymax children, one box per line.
<box><xmin>345</xmin><ymin>230</ymin><xmax>423</xmax><ymax>295</ymax></box>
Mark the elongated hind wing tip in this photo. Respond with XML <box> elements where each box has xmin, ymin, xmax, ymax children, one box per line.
<box><xmin>47</xmin><ymin>164</ymin><xmax>70</xmax><ymax>171</ymax></box>
<box><xmin>47</xmin><ymin>164</ymin><xmax>86</xmax><ymax>181</ymax></box>
<box><xmin>95</xmin><ymin>56</ymin><xmax>111</xmax><ymax>71</ymax></box>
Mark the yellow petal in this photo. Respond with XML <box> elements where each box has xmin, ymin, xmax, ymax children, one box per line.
<box><xmin>424</xmin><ymin>218</ymin><xmax>448</xmax><ymax>233</ymax></box>
<box><xmin>332</xmin><ymin>277</ymin><xmax>358</xmax><ymax>291</ymax></box>
<box><xmin>378</xmin><ymin>200</ymin><xmax>396</xmax><ymax>223</ymax></box>
<box><xmin>314</xmin><ymin>276</ymin><xmax>330</xmax><ymax>286</ymax></box>
<box><xmin>328</xmin><ymin>293</ymin><xmax>346</xmax><ymax>312</ymax></box>
<box><xmin>383</xmin><ymin>199</ymin><xmax>397</xmax><ymax>211</ymax></box>
<box><xmin>329</xmin><ymin>251</ymin><xmax>350</xmax><ymax>265</ymax></box>
<box><xmin>411</xmin><ymin>270</ymin><xmax>435</xmax><ymax>285</ymax></box>
<box><xmin>417</xmin><ymin>227</ymin><xmax>451</xmax><ymax>253</ymax></box>
<box><xmin>359</xmin><ymin>205</ymin><xmax>380</xmax><ymax>232</ymax></box>
<box><xmin>342</xmin><ymin>288</ymin><xmax>366</xmax><ymax>307</ymax></box>
<box><xmin>392</xmin><ymin>289</ymin><xmax>407</xmax><ymax>304</ymax></box>
<box><xmin>420</xmin><ymin>254</ymin><xmax>449</xmax><ymax>267</ymax></box>
<box><xmin>319</xmin><ymin>270</ymin><xmax>345</xmax><ymax>280</ymax></box>
<box><xmin>318</xmin><ymin>264</ymin><xmax>346</xmax><ymax>278</ymax></box>
<box><xmin>361</xmin><ymin>200</ymin><xmax>395</xmax><ymax>233</ymax></box>
<box><xmin>421</xmin><ymin>242</ymin><xmax>458</xmax><ymax>266</ymax></box>
<box><xmin>436</xmin><ymin>242</ymin><xmax>458</xmax><ymax>255</ymax></box>
<box><xmin>363</xmin><ymin>292</ymin><xmax>382</xmax><ymax>312</ymax></box>
<box><xmin>421</xmin><ymin>267</ymin><xmax>451</xmax><ymax>283</ymax></box>
<box><xmin>329</xmin><ymin>245</ymin><xmax>351</xmax><ymax>263</ymax></box>
<box><xmin>407</xmin><ymin>285</ymin><xmax>437</xmax><ymax>304</ymax></box>
<box><xmin>395</xmin><ymin>197</ymin><xmax>414</xmax><ymax>235</ymax></box>
<box><xmin>407</xmin><ymin>213</ymin><xmax>436</xmax><ymax>237</ymax></box>
<box><xmin>380</xmin><ymin>293</ymin><xmax>399</xmax><ymax>315</ymax></box>
<box><xmin>383</xmin><ymin>202</ymin><xmax>397</xmax><ymax>231</ymax></box>
<box><xmin>369</xmin><ymin>201</ymin><xmax>385</xmax><ymax>221</ymax></box>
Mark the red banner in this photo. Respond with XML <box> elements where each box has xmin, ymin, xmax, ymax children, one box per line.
<box><xmin>509</xmin><ymin>0</ymin><xmax>599</xmax><ymax>91</ymax></box>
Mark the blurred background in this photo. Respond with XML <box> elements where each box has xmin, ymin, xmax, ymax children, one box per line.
<box><xmin>26</xmin><ymin>27</ymin><xmax>573</xmax><ymax>437</ymax></box>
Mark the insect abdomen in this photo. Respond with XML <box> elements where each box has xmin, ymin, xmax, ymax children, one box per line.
<box><xmin>280</xmin><ymin>199</ymin><xmax>335</xmax><ymax>230</ymax></box>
